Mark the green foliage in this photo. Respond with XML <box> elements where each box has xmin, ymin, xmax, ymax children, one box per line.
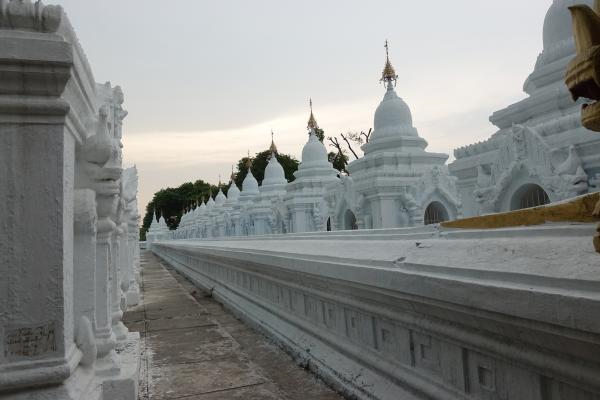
<box><xmin>140</xmin><ymin>179</ymin><xmax>227</xmax><ymax>240</ymax></box>
<box><xmin>140</xmin><ymin>148</ymin><xmax>299</xmax><ymax>241</ymax></box>
<box><xmin>313</xmin><ymin>127</ymin><xmax>325</xmax><ymax>142</ymax></box>
<box><xmin>234</xmin><ymin>150</ymin><xmax>299</xmax><ymax>188</ymax></box>
<box><xmin>328</xmin><ymin>151</ymin><xmax>349</xmax><ymax>174</ymax></box>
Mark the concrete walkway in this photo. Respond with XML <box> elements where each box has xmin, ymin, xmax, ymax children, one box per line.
<box><xmin>124</xmin><ymin>250</ymin><xmax>343</xmax><ymax>400</ymax></box>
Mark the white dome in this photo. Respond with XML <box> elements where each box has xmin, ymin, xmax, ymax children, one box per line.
<box><xmin>263</xmin><ymin>155</ymin><xmax>286</xmax><ymax>186</ymax></box>
<box><xmin>207</xmin><ymin>196</ymin><xmax>215</xmax><ymax>208</ymax></box>
<box><xmin>370</xmin><ymin>85</ymin><xmax>418</xmax><ymax>142</ymax></box>
<box><xmin>542</xmin><ymin>0</ymin><xmax>592</xmax><ymax>51</ymax></box>
<box><xmin>301</xmin><ymin>131</ymin><xmax>329</xmax><ymax>166</ymax></box>
<box><xmin>242</xmin><ymin>170</ymin><xmax>259</xmax><ymax>194</ymax></box>
<box><xmin>215</xmin><ymin>189</ymin><xmax>226</xmax><ymax>205</ymax></box>
<box><xmin>227</xmin><ymin>182</ymin><xmax>240</xmax><ymax>200</ymax></box>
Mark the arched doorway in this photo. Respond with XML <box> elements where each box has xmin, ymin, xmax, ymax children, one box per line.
<box><xmin>510</xmin><ymin>183</ymin><xmax>550</xmax><ymax>211</ymax></box>
<box><xmin>326</xmin><ymin>217</ymin><xmax>332</xmax><ymax>232</ymax></box>
<box><xmin>424</xmin><ymin>202</ymin><xmax>449</xmax><ymax>225</ymax></box>
<box><xmin>344</xmin><ymin>210</ymin><xmax>358</xmax><ymax>230</ymax></box>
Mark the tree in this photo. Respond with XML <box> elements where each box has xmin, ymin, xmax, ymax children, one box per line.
<box><xmin>327</xmin><ymin>129</ymin><xmax>372</xmax><ymax>162</ymax></box>
<box><xmin>234</xmin><ymin>150</ymin><xmax>299</xmax><ymax>188</ymax></box>
<box><xmin>313</xmin><ymin>127</ymin><xmax>325</xmax><ymax>142</ymax></box>
<box><xmin>328</xmin><ymin>151</ymin><xmax>349</xmax><ymax>174</ymax></box>
<box><xmin>139</xmin><ymin>179</ymin><xmax>222</xmax><ymax>240</ymax></box>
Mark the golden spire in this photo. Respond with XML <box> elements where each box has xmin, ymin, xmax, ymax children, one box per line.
<box><xmin>269</xmin><ymin>130</ymin><xmax>278</xmax><ymax>154</ymax></box>
<box><xmin>245</xmin><ymin>150</ymin><xmax>252</xmax><ymax>170</ymax></box>
<box><xmin>381</xmin><ymin>40</ymin><xmax>398</xmax><ymax>86</ymax></box>
<box><xmin>307</xmin><ymin>98</ymin><xmax>319</xmax><ymax>130</ymax></box>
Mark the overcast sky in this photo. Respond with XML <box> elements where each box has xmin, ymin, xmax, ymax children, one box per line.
<box><xmin>52</xmin><ymin>0</ymin><xmax>552</xmax><ymax>211</ymax></box>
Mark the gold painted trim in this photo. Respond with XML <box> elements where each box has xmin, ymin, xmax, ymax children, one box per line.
<box><xmin>441</xmin><ymin>193</ymin><xmax>599</xmax><ymax>230</ymax></box>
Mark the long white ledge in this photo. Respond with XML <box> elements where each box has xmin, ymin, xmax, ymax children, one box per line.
<box><xmin>153</xmin><ymin>223</ymin><xmax>600</xmax><ymax>400</ymax></box>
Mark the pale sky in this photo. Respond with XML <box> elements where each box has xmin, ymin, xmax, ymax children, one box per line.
<box><xmin>52</xmin><ymin>0</ymin><xmax>552</xmax><ymax>211</ymax></box>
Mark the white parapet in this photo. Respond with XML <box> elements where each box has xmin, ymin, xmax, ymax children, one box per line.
<box><xmin>152</xmin><ymin>223</ymin><xmax>600</xmax><ymax>400</ymax></box>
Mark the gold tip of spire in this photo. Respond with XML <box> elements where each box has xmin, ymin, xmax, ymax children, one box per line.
<box><xmin>381</xmin><ymin>40</ymin><xmax>398</xmax><ymax>85</ymax></box>
<box><xmin>269</xmin><ymin>129</ymin><xmax>278</xmax><ymax>154</ymax></box>
<box><xmin>307</xmin><ymin>98</ymin><xmax>319</xmax><ymax>130</ymax></box>
<box><xmin>245</xmin><ymin>151</ymin><xmax>253</xmax><ymax>170</ymax></box>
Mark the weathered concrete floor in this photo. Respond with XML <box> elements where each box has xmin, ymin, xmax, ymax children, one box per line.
<box><xmin>124</xmin><ymin>250</ymin><xmax>343</xmax><ymax>400</ymax></box>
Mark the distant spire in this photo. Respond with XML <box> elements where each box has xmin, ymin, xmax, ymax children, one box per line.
<box><xmin>307</xmin><ymin>98</ymin><xmax>319</xmax><ymax>130</ymax></box>
<box><xmin>230</xmin><ymin>165</ymin><xmax>236</xmax><ymax>182</ymax></box>
<box><xmin>381</xmin><ymin>40</ymin><xmax>398</xmax><ymax>88</ymax></box>
<box><xmin>245</xmin><ymin>150</ymin><xmax>252</xmax><ymax>170</ymax></box>
<box><xmin>218</xmin><ymin>174</ymin><xmax>221</xmax><ymax>186</ymax></box>
<box><xmin>269</xmin><ymin>129</ymin><xmax>278</xmax><ymax>155</ymax></box>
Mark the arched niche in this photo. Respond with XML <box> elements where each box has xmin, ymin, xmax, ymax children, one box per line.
<box><xmin>326</xmin><ymin>217</ymin><xmax>332</xmax><ymax>232</ymax></box>
<box><xmin>510</xmin><ymin>183</ymin><xmax>550</xmax><ymax>211</ymax></box>
<box><xmin>424</xmin><ymin>201</ymin><xmax>450</xmax><ymax>225</ymax></box>
<box><xmin>344</xmin><ymin>209</ymin><xmax>358</xmax><ymax>230</ymax></box>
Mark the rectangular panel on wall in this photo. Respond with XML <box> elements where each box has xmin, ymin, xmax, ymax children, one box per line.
<box><xmin>344</xmin><ymin>308</ymin><xmax>375</xmax><ymax>348</ymax></box>
<box><xmin>323</xmin><ymin>301</ymin><xmax>337</xmax><ymax>331</ymax></box>
<box><xmin>291</xmin><ymin>290</ymin><xmax>304</xmax><ymax>315</ymax></box>
<box><xmin>466</xmin><ymin>350</ymin><xmax>542</xmax><ymax>400</ymax></box>
<box><xmin>413</xmin><ymin>332</ymin><xmax>465</xmax><ymax>391</ymax></box>
<box><xmin>547</xmin><ymin>380</ymin><xmax>600</xmax><ymax>400</ymax></box>
<box><xmin>374</xmin><ymin>318</ymin><xmax>412</xmax><ymax>367</ymax></box>
<box><xmin>304</xmin><ymin>295</ymin><xmax>322</xmax><ymax>325</ymax></box>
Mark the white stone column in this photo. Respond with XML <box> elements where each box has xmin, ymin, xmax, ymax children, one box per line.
<box><xmin>94</xmin><ymin>218</ymin><xmax>117</xmax><ymax>360</ymax></box>
<box><xmin>73</xmin><ymin>190</ymin><xmax>99</xmax><ymax>367</ymax></box>
<box><xmin>0</xmin><ymin>6</ymin><xmax>81</xmax><ymax>392</ymax></box>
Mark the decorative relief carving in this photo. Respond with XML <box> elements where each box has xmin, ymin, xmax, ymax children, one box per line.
<box><xmin>474</xmin><ymin>124</ymin><xmax>589</xmax><ymax>213</ymax></box>
<box><xmin>0</xmin><ymin>0</ymin><xmax>62</xmax><ymax>32</ymax></box>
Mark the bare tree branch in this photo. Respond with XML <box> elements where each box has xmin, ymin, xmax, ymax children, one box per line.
<box><xmin>340</xmin><ymin>133</ymin><xmax>360</xmax><ymax>160</ymax></box>
<box><xmin>361</xmin><ymin>128</ymin><xmax>372</xmax><ymax>144</ymax></box>
<box><xmin>327</xmin><ymin>136</ymin><xmax>344</xmax><ymax>155</ymax></box>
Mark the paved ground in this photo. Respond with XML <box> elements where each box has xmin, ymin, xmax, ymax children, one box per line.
<box><xmin>124</xmin><ymin>250</ymin><xmax>343</xmax><ymax>400</ymax></box>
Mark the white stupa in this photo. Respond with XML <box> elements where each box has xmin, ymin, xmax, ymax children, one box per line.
<box><xmin>285</xmin><ymin>103</ymin><xmax>339</xmax><ymax>233</ymax></box>
<box><xmin>450</xmin><ymin>0</ymin><xmax>595</xmax><ymax>216</ymax></box>
<box><xmin>252</xmin><ymin>134</ymin><xmax>289</xmax><ymax>235</ymax></box>
<box><xmin>345</xmin><ymin>42</ymin><xmax>458</xmax><ymax>229</ymax></box>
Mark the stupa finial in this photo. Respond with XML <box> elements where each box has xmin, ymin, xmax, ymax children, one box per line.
<box><xmin>269</xmin><ymin>129</ymin><xmax>278</xmax><ymax>155</ymax></box>
<box><xmin>307</xmin><ymin>98</ymin><xmax>319</xmax><ymax>130</ymax></box>
<box><xmin>381</xmin><ymin>39</ymin><xmax>398</xmax><ymax>88</ymax></box>
<box><xmin>245</xmin><ymin>150</ymin><xmax>252</xmax><ymax>170</ymax></box>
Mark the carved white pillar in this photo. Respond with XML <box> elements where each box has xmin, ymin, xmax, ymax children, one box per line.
<box><xmin>73</xmin><ymin>190</ymin><xmax>99</xmax><ymax>367</ymax></box>
<box><xmin>0</xmin><ymin>4</ymin><xmax>81</xmax><ymax>392</ymax></box>
<box><xmin>94</xmin><ymin>218</ymin><xmax>117</xmax><ymax>359</ymax></box>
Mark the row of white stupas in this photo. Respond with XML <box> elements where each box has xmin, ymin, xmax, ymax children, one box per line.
<box><xmin>148</xmin><ymin>0</ymin><xmax>600</xmax><ymax>243</ymax></box>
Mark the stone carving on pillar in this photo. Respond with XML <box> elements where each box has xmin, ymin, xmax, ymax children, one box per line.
<box><xmin>566</xmin><ymin>0</ymin><xmax>600</xmax><ymax>252</ymax></box>
<box><xmin>80</xmin><ymin>105</ymin><xmax>121</xmax><ymax>360</ymax></box>
<box><xmin>473</xmin><ymin>124</ymin><xmax>588</xmax><ymax>214</ymax></box>
<box><xmin>122</xmin><ymin>167</ymin><xmax>140</xmax><ymax>305</ymax></box>
<box><xmin>73</xmin><ymin>189</ymin><xmax>99</xmax><ymax>367</ymax></box>
<box><xmin>0</xmin><ymin>0</ymin><xmax>62</xmax><ymax>32</ymax></box>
